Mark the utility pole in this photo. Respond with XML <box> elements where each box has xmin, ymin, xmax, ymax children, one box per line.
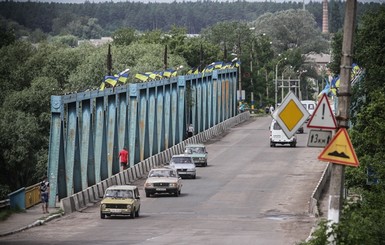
<box><xmin>200</xmin><ymin>43</ymin><xmax>204</xmax><ymax>72</ymax></box>
<box><xmin>328</xmin><ymin>0</ymin><xmax>357</xmax><ymax>242</ymax></box>
<box><xmin>250</xmin><ymin>40</ymin><xmax>254</xmax><ymax>112</ymax></box>
<box><xmin>107</xmin><ymin>44</ymin><xmax>112</xmax><ymax>76</ymax></box>
<box><xmin>238</xmin><ymin>34</ymin><xmax>242</xmax><ymax>106</ymax></box>
<box><xmin>164</xmin><ymin>45</ymin><xmax>168</xmax><ymax>70</ymax></box>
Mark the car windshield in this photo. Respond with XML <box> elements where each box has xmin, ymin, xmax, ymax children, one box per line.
<box><xmin>186</xmin><ymin>147</ymin><xmax>205</xmax><ymax>154</ymax></box>
<box><xmin>273</xmin><ymin>122</ymin><xmax>282</xmax><ymax>130</ymax></box>
<box><xmin>105</xmin><ymin>189</ymin><xmax>133</xmax><ymax>198</ymax></box>
<box><xmin>149</xmin><ymin>170</ymin><xmax>176</xmax><ymax>177</ymax></box>
<box><xmin>172</xmin><ymin>157</ymin><xmax>192</xmax><ymax>164</ymax></box>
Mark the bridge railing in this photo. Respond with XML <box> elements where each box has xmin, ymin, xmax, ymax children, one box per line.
<box><xmin>47</xmin><ymin>69</ymin><xmax>238</xmax><ymax>207</ymax></box>
<box><xmin>59</xmin><ymin>111</ymin><xmax>250</xmax><ymax>214</ymax></box>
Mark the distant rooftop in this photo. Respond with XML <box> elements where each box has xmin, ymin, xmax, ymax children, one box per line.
<box><xmin>78</xmin><ymin>37</ymin><xmax>113</xmax><ymax>46</ymax></box>
<box><xmin>304</xmin><ymin>52</ymin><xmax>331</xmax><ymax>64</ymax></box>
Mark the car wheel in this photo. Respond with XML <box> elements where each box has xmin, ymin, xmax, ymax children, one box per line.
<box><xmin>135</xmin><ymin>207</ymin><xmax>140</xmax><ymax>217</ymax></box>
<box><xmin>100</xmin><ymin>212</ymin><xmax>105</xmax><ymax>219</ymax></box>
<box><xmin>145</xmin><ymin>191</ymin><xmax>150</xmax><ymax>197</ymax></box>
<box><xmin>174</xmin><ymin>191</ymin><xmax>179</xmax><ymax>197</ymax></box>
<box><xmin>192</xmin><ymin>175</ymin><xmax>196</xmax><ymax>179</ymax></box>
<box><xmin>130</xmin><ymin>210</ymin><xmax>135</xmax><ymax>219</ymax></box>
<box><xmin>204</xmin><ymin>162</ymin><xmax>208</xmax><ymax>167</ymax></box>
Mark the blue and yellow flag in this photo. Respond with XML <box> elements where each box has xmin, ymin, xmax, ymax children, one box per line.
<box><xmin>117</xmin><ymin>68</ymin><xmax>130</xmax><ymax>84</ymax></box>
<box><xmin>99</xmin><ymin>82</ymin><xmax>106</xmax><ymax>91</ymax></box>
<box><xmin>104</xmin><ymin>75</ymin><xmax>118</xmax><ymax>87</ymax></box>
<box><xmin>222</xmin><ymin>62</ymin><xmax>232</xmax><ymax>69</ymax></box>
<box><xmin>163</xmin><ymin>69</ymin><xmax>175</xmax><ymax>78</ymax></box>
<box><xmin>214</xmin><ymin>61</ymin><xmax>223</xmax><ymax>69</ymax></box>
<box><xmin>145</xmin><ymin>72</ymin><xmax>162</xmax><ymax>80</ymax></box>
<box><xmin>203</xmin><ymin>64</ymin><xmax>214</xmax><ymax>73</ymax></box>
<box><xmin>135</xmin><ymin>73</ymin><xmax>149</xmax><ymax>82</ymax></box>
<box><xmin>330</xmin><ymin>76</ymin><xmax>340</xmax><ymax>96</ymax></box>
<box><xmin>118</xmin><ymin>73</ymin><xmax>128</xmax><ymax>83</ymax></box>
<box><xmin>234</xmin><ymin>60</ymin><xmax>241</xmax><ymax>68</ymax></box>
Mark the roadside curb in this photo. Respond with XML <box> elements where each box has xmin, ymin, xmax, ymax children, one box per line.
<box><xmin>0</xmin><ymin>212</ymin><xmax>64</xmax><ymax>237</ymax></box>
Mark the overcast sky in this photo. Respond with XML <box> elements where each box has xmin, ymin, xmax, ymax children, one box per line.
<box><xmin>4</xmin><ymin>0</ymin><xmax>385</xmax><ymax>3</ymax></box>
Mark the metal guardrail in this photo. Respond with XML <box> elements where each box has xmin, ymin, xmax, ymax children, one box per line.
<box><xmin>0</xmin><ymin>183</ymin><xmax>41</xmax><ymax>211</ymax></box>
<box><xmin>25</xmin><ymin>183</ymin><xmax>41</xmax><ymax>209</ymax></box>
<box><xmin>0</xmin><ymin>199</ymin><xmax>10</xmax><ymax>210</ymax></box>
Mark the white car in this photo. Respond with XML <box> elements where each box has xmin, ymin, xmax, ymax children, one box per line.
<box><xmin>169</xmin><ymin>154</ymin><xmax>196</xmax><ymax>179</ymax></box>
<box><xmin>301</xmin><ymin>100</ymin><xmax>317</xmax><ymax>120</ymax></box>
<box><xmin>184</xmin><ymin>143</ymin><xmax>208</xmax><ymax>167</ymax></box>
<box><xmin>144</xmin><ymin>168</ymin><xmax>182</xmax><ymax>197</ymax></box>
<box><xmin>269</xmin><ymin>120</ymin><xmax>297</xmax><ymax>147</ymax></box>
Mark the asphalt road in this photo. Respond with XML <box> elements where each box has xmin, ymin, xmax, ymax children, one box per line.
<box><xmin>0</xmin><ymin>116</ymin><xmax>327</xmax><ymax>245</ymax></box>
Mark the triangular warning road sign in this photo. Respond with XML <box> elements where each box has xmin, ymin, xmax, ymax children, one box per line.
<box><xmin>307</xmin><ymin>93</ymin><xmax>337</xmax><ymax>129</ymax></box>
<box><xmin>318</xmin><ymin>128</ymin><xmax>359</xmax><ymax>167</ymax></box>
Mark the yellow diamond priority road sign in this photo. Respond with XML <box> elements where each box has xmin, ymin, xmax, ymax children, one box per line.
<box><xmin>272</xmin><ymin>91</ymin><xmax>309</xmax><ymax>139</ymax></box>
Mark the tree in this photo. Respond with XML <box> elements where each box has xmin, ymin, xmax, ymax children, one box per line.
<box><xmin>50</xmin><ymin>34</ymin><xmax>78</xmax><ymax>47</ymax></box>
<box><xmin>0</xmin><ymin>26</ymin><xmax>16</xmax><ymax>48</ymax></box>
<box><xmin>29</xmin><ymin>28</ymin><xmax>48</xmax><ymax>43</ymax></box>
<box><xmin>302</xmin><ymin>6</ymin><xmax>385</xmax><ymax>245</ymax></box>
<box><xmin>329</xmin><ymin>31</ymin><xmax>343</xmax><ymax>75</ymax></box>
<box><xmin>251</xmin><ymin>9</ymin><xmax>329</xmax><ymax>54</ymax></box>
<box><xmin>0</xmin><ymin>41</ymin><xmax>35</xmax><ymax>103</ymax></box>
<box><xmin>329</xmin><ymin>0</ymin><xmax>343</xmax><ymax>33</ymax></box>
<box><xmin>201</xmin><ymin>21</ymin><xmax>253</xmax><ymax>62</ymax></box>
<box><xmin>62</xmin><ymin>17</ymin><xmax>104</xmax><ymax>39</ymax></box>
<box><xmin>136</xmin><ymin>29</ymin><xmax>165</xmax><ymax>45</ymax></box>
<box><xmin>112</xmin><ymin>27</ymin><xmax>137</xmax><ymax>46</ymax></box>
<box><xmin>0</xmin><ymin>108</ymin><xmax>42</xmax><ymax>191</ymax></box>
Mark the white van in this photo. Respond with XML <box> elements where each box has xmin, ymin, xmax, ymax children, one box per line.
<box><xmin>269</xmin><ymin>120</ymin><xmax>297</xmax><ymax>147</ymax></box>
<box><xmin>301</xmin><ymin>100</ymin><xmax>316</xmax><ymax>120</ymax></box>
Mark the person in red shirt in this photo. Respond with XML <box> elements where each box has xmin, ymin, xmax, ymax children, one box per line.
<box><xmin>119</xmin><ymin>146</ymin><xmax>129</xmax><ymax>170</ymax></box>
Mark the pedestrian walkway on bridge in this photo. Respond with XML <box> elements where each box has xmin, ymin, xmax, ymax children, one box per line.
<box><xmin>0</xmin><ymin>203</ymin><xmax>62</xmax><ymax>237</ymax></box>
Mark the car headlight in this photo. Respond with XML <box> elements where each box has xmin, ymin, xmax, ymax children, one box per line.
<box><xmin>188</xmin><ymin>168</ymin><xmax>196</xmax><ymax>171</ymax></box>
<box><xmin>145</xmin><ymin>183</ymin><xmax>153</xmax><ymax>187</ymax></box>
<box><xmin>169</xmin><ymin>183</ymin><xmax>177</xmax><ymax>187</ymax></box>
<box><xmin>199</xmin><ymin>157</ymin><xmax>205</xmax><ymax>160</ymax></box>
<box><xmin>101</xmin><ymin>204</ymin><xmax>106</xmax><ymax>209</ymax></box>
<box><xmin>127</xmin><ymin>204</ymin><xmax>132</xmax><ymax>210</ymax></box>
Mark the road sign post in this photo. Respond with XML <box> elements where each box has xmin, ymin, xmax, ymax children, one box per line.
<box><xmin>272</xmin><ymin>91</ymin><xmax>309</xmax><ymax>139</ymax></box>
<box><xmin>307</xmin><ymin>129</ymin><xmax>333</xmax><ymax>147</ymax></box>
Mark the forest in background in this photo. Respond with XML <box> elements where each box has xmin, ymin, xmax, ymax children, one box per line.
<box><xmin>0</xmin><ymin>0</ymin><xmax>382</xmax><ymax>39</ymax></box>
<box><xmin>2</xmin><ymin>2</ymin><xmax>385</xmax><ymax>243</ymax></box>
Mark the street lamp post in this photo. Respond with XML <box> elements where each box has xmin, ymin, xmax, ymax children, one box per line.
<box><xmin>237</xmin><ymin>30</ymin><xmax>242</xmax><ymax>106</ymax></box>
<box><xmin>238</xmin><ymin>58</ymin><xmax>242</xmax><ymax>106</ymax></box>
<box><xmin>250</xmin><ymin>40</ymin><xmax>254</xmax><ymax>112</ymax></box>
<box><xmin>297</xmin><ymin>70</ymin><xmax>307</xmax><ymax>101</ymax></box>
<box><xmin>275</xmin><ymin>57</ymin><xmax>286</xmax><ymax>109</ymax></box>
<box><xmin>281</xmin><ymin>65</ymin><xmax>292</xmax><ymax>102</ymax></box>
<box><xmin>231</xmin><ymin>55</ymin><xmax>242</xmax><ymax>106</ymax></box>
<box><xmin>249</xmin><ymin>27</ymin><xmax>256</xmax><ymax>111</ymax></box>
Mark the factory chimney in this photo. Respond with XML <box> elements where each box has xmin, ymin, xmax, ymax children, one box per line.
<box><xmin>322</xmin><ymin>0</ymin><xmax>329</xmax><ymax>33</ymax></box>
